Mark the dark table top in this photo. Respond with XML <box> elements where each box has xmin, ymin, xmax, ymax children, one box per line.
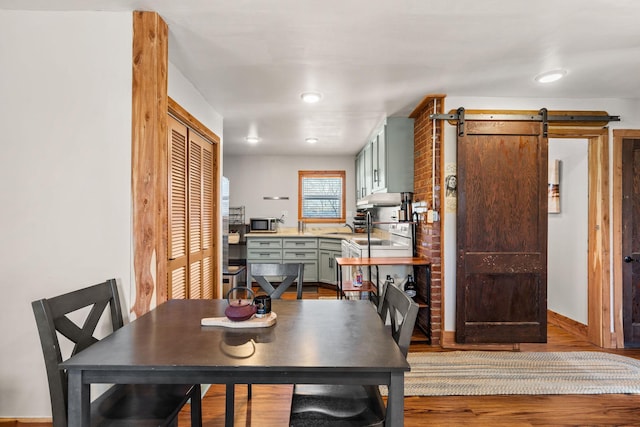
<box><xmin>61</xmin><ymin>299</ymin><xmax>410</xmax><ymax>375</ymax></box>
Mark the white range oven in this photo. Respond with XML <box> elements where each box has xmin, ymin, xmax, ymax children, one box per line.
<box><xmin>341</xmin><ymin>223</ymin><xmax>414</xmax><ymax>297</ymax></box>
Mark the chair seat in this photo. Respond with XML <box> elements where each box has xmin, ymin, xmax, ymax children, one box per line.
<box><xmin>290</xmin><ymin>384</ymin><xmax>385</xmax><ymax>427</ymax></box>
<box><xmin>292</xmin><ymin>384</ymin><xmax>373</xmax><ymax>400</ymax></box>
<box><xmin>289</xmin><ymin>284</ymin><xmax>418</xmax><ymax>427</ymax></box>
<box><xmin>92</xmin><ymin>383</ymin><xmax>197</xmax><ymax>426</ymax></box>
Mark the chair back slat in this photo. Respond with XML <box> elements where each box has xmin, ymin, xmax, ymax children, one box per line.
<box><xmin>379</xmin><ymin>284</ymin><xmax>418</xmax><ymax>357</ymax></box>
<box><xmin>250</xmin><ymin>263</ymin><xmax>304</xmax><ymax>299</ymax></box>
<box><xmin>31</xmin><ymin>279</ymin><xmax>122</xmax><ymax>427</ymax></box>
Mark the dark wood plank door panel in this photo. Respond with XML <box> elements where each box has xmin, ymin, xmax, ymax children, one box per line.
<box><xmin>622</xmin><ymin>137</ymin><xmax>640</xmax><ymax>347</ymax></box>
<box><xmin>457</xmin><ymin>121</ymin><xmax>547</xmax><ymax>344</ymax></box>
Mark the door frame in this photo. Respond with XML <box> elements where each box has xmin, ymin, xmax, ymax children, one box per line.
<box><xmin>613</xmin><ymin>129</ymin><xmax>640</xmax><ymax>348</ymax></box>
<box><xmin>442</xmin><ymin>125</ymin><xmax>612</xmax><ymax>349</ymax></box>
<box><xmin>549</xmin><ymin>127</ymin><xmax>610</xmax><ymax>348</ymax></box>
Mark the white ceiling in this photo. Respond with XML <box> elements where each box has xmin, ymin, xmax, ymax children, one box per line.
<box><xmin>3</xmin><ymin>0</ymin><xmax>640</xmax><ymax>156</ymax></box>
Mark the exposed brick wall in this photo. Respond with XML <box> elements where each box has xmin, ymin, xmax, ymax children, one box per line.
<box><xmin>412</xmin><ymin>96</ymin><xmax>444</xmax><ymax>346</ymax></box>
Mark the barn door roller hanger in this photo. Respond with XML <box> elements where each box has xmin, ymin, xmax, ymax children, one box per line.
<box><xmin>430</xmin><ymin>107</ymin><xmax>620</xmax><ymax>137</ymax></box>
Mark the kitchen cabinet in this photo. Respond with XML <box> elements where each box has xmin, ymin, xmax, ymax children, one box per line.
<box><xmin>371</xmin><ymin>127</ymin><xmax>386</xmax><ymax>192</ymax></box>
<box><xmin>363</xmin><ymin>142</ymin><xmax>373</xmax><ymax>196</ymax></box>
<box><xmin>247</xmin><ymin>236</ymin><xmax>318</xmax><ymax>284</ymax></box>
<box><xmin>283</xmin><ymin>238</ymin><xmax>318</xmax><ymax>282</ymax></box>
<box><xmin>355</xmin><ymin>142</ymin><xmax>373</xmax><ymax>199</ymax></box>
<box><xmin>318</xmin><ymin>238</ymin><xmax>342</xmax><ymax>285</ymax></box>
<box><xmin>355</xmin><ymin>117</ymin><xmax>414</xmax><ymax>200</ymax></box>
<box><xmin>247</xmin><ymin>237</ymin><xmax>282</xmax><ymax>255</ymax></box>
<box><xmin>247</xmin><ymin>237</ymin><xmax>283</xmax><ymax>284</ymax></box>
<box><xmin>355</xmin><ymin>150</ymin><xmax>365</xmax><ymax>199</ymax></box>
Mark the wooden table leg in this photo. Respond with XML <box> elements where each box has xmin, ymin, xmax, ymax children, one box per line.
<box><xmin>225</xmin><ymin>384</ymin><xmax>235</xmax><ymax>427</ymax></box>
<box><xmin>386</xmin><ymin>372</ymin><xmax>404</xmax><ymax>426</ymax></box>
<box><xmin>67</xmin><ymin>370</ymin><xmax>90</xmax><ymax>427</ymax></box>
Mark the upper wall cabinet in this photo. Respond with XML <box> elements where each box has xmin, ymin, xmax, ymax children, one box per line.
<box><xmin>371</xmin><ymin>125</ymin><xmax>386</xmax><ymax>192</ymax></box>
<box><xmin>355</xmin><ymin>142</ymin><xmax>374</xmax><ymax>199</ymax></box>
<box><xmin>356</xmin><ymin>117</ymin><xmax>414</xmax><ymax>200</ymax></box>
<box><xmin>355</xmin><ymin>148</ymin><xmax>366</xmax><ymax>199</ymax></box>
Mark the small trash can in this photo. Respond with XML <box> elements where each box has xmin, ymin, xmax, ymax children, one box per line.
<box><xmin>223</xmin><ymin>265</ymin><xmax>247</xmax><ymax>296</ymax></box>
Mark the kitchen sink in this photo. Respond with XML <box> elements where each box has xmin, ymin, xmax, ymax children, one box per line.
<box><xmin>351</xmin><ymin>237</ymin><xmax>383</xmax><ymax>245</ymax></box>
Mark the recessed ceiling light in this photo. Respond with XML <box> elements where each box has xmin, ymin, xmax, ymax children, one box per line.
<box><xmin>301</xmin><ymin>92</ymin><xmax>322</xmax><ymax>103</ymax></box>
<box><xmin>535</xmin><ymin>69</ymin><xmax>567</xmax><ymax>83</ymax></box>
<box><xmin>305</xmin><ymin>137</ymin><xmax>319</xmax><ymax>144</ymax></box>
<box><xmin>245</xmin><ymin>136</ymin><xmax>260</xmax><ymax>144</ymax></box>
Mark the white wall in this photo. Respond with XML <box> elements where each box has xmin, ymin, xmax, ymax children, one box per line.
<box><xmin>0</xmin><ymin>11</ymin><xmax>224</xmax><ymax>419</ymax></box>
<box><xmin>168</xmin><ymin>61</ymin><xmax>224</xmax><ymax>294</ymax></box>
<box><xmin>168</xmin><ymin>62</ymin><xmax>223</xmax><ymax>140</ymax></box>
<box><xmin>223</xmin><ymin>155</ymin><xmax>356</xmax><ymax>227</ymax></box>
<box><xmin>442</xmin><ymin>96</ymin><xmax>640</xmax><ymax>332</ymax></box>
<box><xmin>0</xmin><ymin>11</ymin><xmax>133</xmax><ymax>417</ymax></box>
<box><xmin>548</xmin><ymin>139</ymin><xmax>588</xmax><ymax>324</ymax></box>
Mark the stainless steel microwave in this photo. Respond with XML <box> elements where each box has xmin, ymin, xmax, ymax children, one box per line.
<box><xmin>250</xmin><ymin>217</ymin><xmax>278</xmax><ymax>232</ymax></box>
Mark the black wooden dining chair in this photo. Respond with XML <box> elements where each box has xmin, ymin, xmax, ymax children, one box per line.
<box><xmin>289</xmin><ymin>283</ymin><xmax>418</xmax><ymax>426</ymax></box>
<box><xmin>250</xmin><ymin>262</ymin><xmax>304</xmax><ymax>299</ymax></box>
<box><xmin>237</xmin><ymin>262</ymin><xmax>305</xmax><ymax>401</ymax></box>
<box><xmin>31</xmin><ymin>278</ymin><xmax>202</xmax><ymax>427</ymax></box>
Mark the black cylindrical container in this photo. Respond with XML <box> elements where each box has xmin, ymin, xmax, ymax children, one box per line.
<box><xmin>254</xmin><ymin>295</ymin><xmax>271</xmax><ymax>318</ymax></box>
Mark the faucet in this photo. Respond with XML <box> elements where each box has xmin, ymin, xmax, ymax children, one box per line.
<box><xmin>344</xmin><ymin>223</ymin><xmax>354</xmax><ymax>233</ymax></box>
<box><xmin>366</xmin><ymin>211</ymin><xmax>372</xmax><ymax>257</ymax></box>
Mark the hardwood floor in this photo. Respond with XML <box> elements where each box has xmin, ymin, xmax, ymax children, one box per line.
<box><xmin>178</xmin><ymin>286</ymin><xmax>640</xmax><ymax>426</ymax></box>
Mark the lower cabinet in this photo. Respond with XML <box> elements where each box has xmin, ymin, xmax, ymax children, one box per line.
<box><xmin>246</xmin><ymin>237</ymin><xmax>283</xmax><ymax>284</ymax></box>
<box><xmin>318</xmin><ymin>238</ymin><xmax>342</xmax><ymax>285</ymax></box>
<box><xmin>283</xmin><ymin>238</ymin><xmax>318</xmax><ymax>282</ymax></box>
<box><xmin>247</xmin><ymin>236</ymin><xmax>319</xmax><ymax>284</ymax></box>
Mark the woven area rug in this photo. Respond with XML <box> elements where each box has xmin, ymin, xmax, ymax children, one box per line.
<box><xmin>380</xmin><ymin>351</ymin><xmax>640</xmax><ymax>396</ymax></box>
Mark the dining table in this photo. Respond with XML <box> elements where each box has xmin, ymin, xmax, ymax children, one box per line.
<box><xmin>61</xmin><ymin>298</ymin><xmax>410</xmax><ymax>426</ymax></box>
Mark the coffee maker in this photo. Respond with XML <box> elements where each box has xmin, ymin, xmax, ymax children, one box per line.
<box><xmin>399</xmin><ymin>192</ymin><xmax>413</xmax><ymax>222</ymax></box>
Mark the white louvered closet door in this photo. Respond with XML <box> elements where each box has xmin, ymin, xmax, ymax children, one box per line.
<box><xmin>168</xmin><ymin>116</ymin><xmax>189</xmax><ymax>299</ymax></box>
<box><xmin>167</xmin><ymin>115</ymin><xmax>214</xmax><ymax>299</ymax></box>
<box><xmin>189</xmin><ymin>131</ymin><xmax>214</xmax><ymax>299</ymax></box>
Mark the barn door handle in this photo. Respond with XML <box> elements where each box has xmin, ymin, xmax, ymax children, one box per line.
<box><xmin>624</xmin><ymin>256</ymin><xmax>637</xmax><ymax>263</ymax></box>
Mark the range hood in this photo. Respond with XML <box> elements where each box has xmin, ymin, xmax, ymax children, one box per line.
<box><xmin>356</xmin><ymin>192</ymin><xmax>401</xmax><ymax>208</ymax></box>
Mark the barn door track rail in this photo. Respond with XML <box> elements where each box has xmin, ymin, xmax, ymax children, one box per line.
<box><xmin>430</xmin><ymin>108</ymin><xmax>620</xmax><ymax>137</ymax></box>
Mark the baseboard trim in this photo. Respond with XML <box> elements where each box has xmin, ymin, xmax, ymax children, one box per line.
<box><xmin>0</xmin><ymin>419</ymin><xmax>51</xmax><ymax>426</ymax></box>
<box><xmin>547</xmin><ymin>310</ymin><xmax>588</xmax><ymax>340</ymax></box>
<box><xmin>441</xmin><ymin>331</ymin><xmax>521</xmax><ymax>351</ymax></box>
<box><xmin>440</xmin><ymin>311</ymin><xmax>589</xmax><ymax>350</ymax></box>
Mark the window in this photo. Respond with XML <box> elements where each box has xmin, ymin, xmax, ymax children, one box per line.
<box><xmin>298</xmin><ymin>170</ymin><xmax>346</xmax><ymax>222</ymax></box>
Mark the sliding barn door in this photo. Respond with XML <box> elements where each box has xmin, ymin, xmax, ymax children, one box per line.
<box><xmin>622</xmin><ymin>137</ymin><xmax>640</xmax><ymax>347</ymax></box>
<box><xmin>456</xmin><ymin>120</ymin><xmax>548</xmax><ymax>343</ymax></box>
<box><xmin>167</xmin><ymin>116</ymin><xmax>214</xmax><ymax>299</ymax></box>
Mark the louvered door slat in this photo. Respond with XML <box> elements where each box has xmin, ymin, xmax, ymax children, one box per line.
<box><xmin>190</xmin><ymin>260</ymin><xmax>202</xmax><ymax>299</ymax></box>
<box><xmin>169</xmin><ymin>266</ymin><xmax>187</xmax><ymax>299</ymax></box>
<box><xmin>202</xmin><ymin>256</ymin><xmax>213</xmax><ymax>299</ymax></box>
<box><xmin>202</xmin><ymin>148</ymin><xmax>213</xmax><ymax>248</ymax></box>
<box><xmin>167</xmin><ymin>116</ymin><xmax>190</xmax><ymax>299</ymax></box>
<box><xmin>189</xmin><ymin>140</ymin><xmax>202</xmax><ymax>254</ymax></box>
<box><xmin>169</xmin><ymin>122</ymin><xmax>188</xmax><ymax>259</ymax></box>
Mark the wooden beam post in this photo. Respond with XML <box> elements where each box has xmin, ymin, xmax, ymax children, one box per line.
<box><xmin>131</xmin><ymin>11</ymin><xmax>168</xmax><ymax>317</ymax></box>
